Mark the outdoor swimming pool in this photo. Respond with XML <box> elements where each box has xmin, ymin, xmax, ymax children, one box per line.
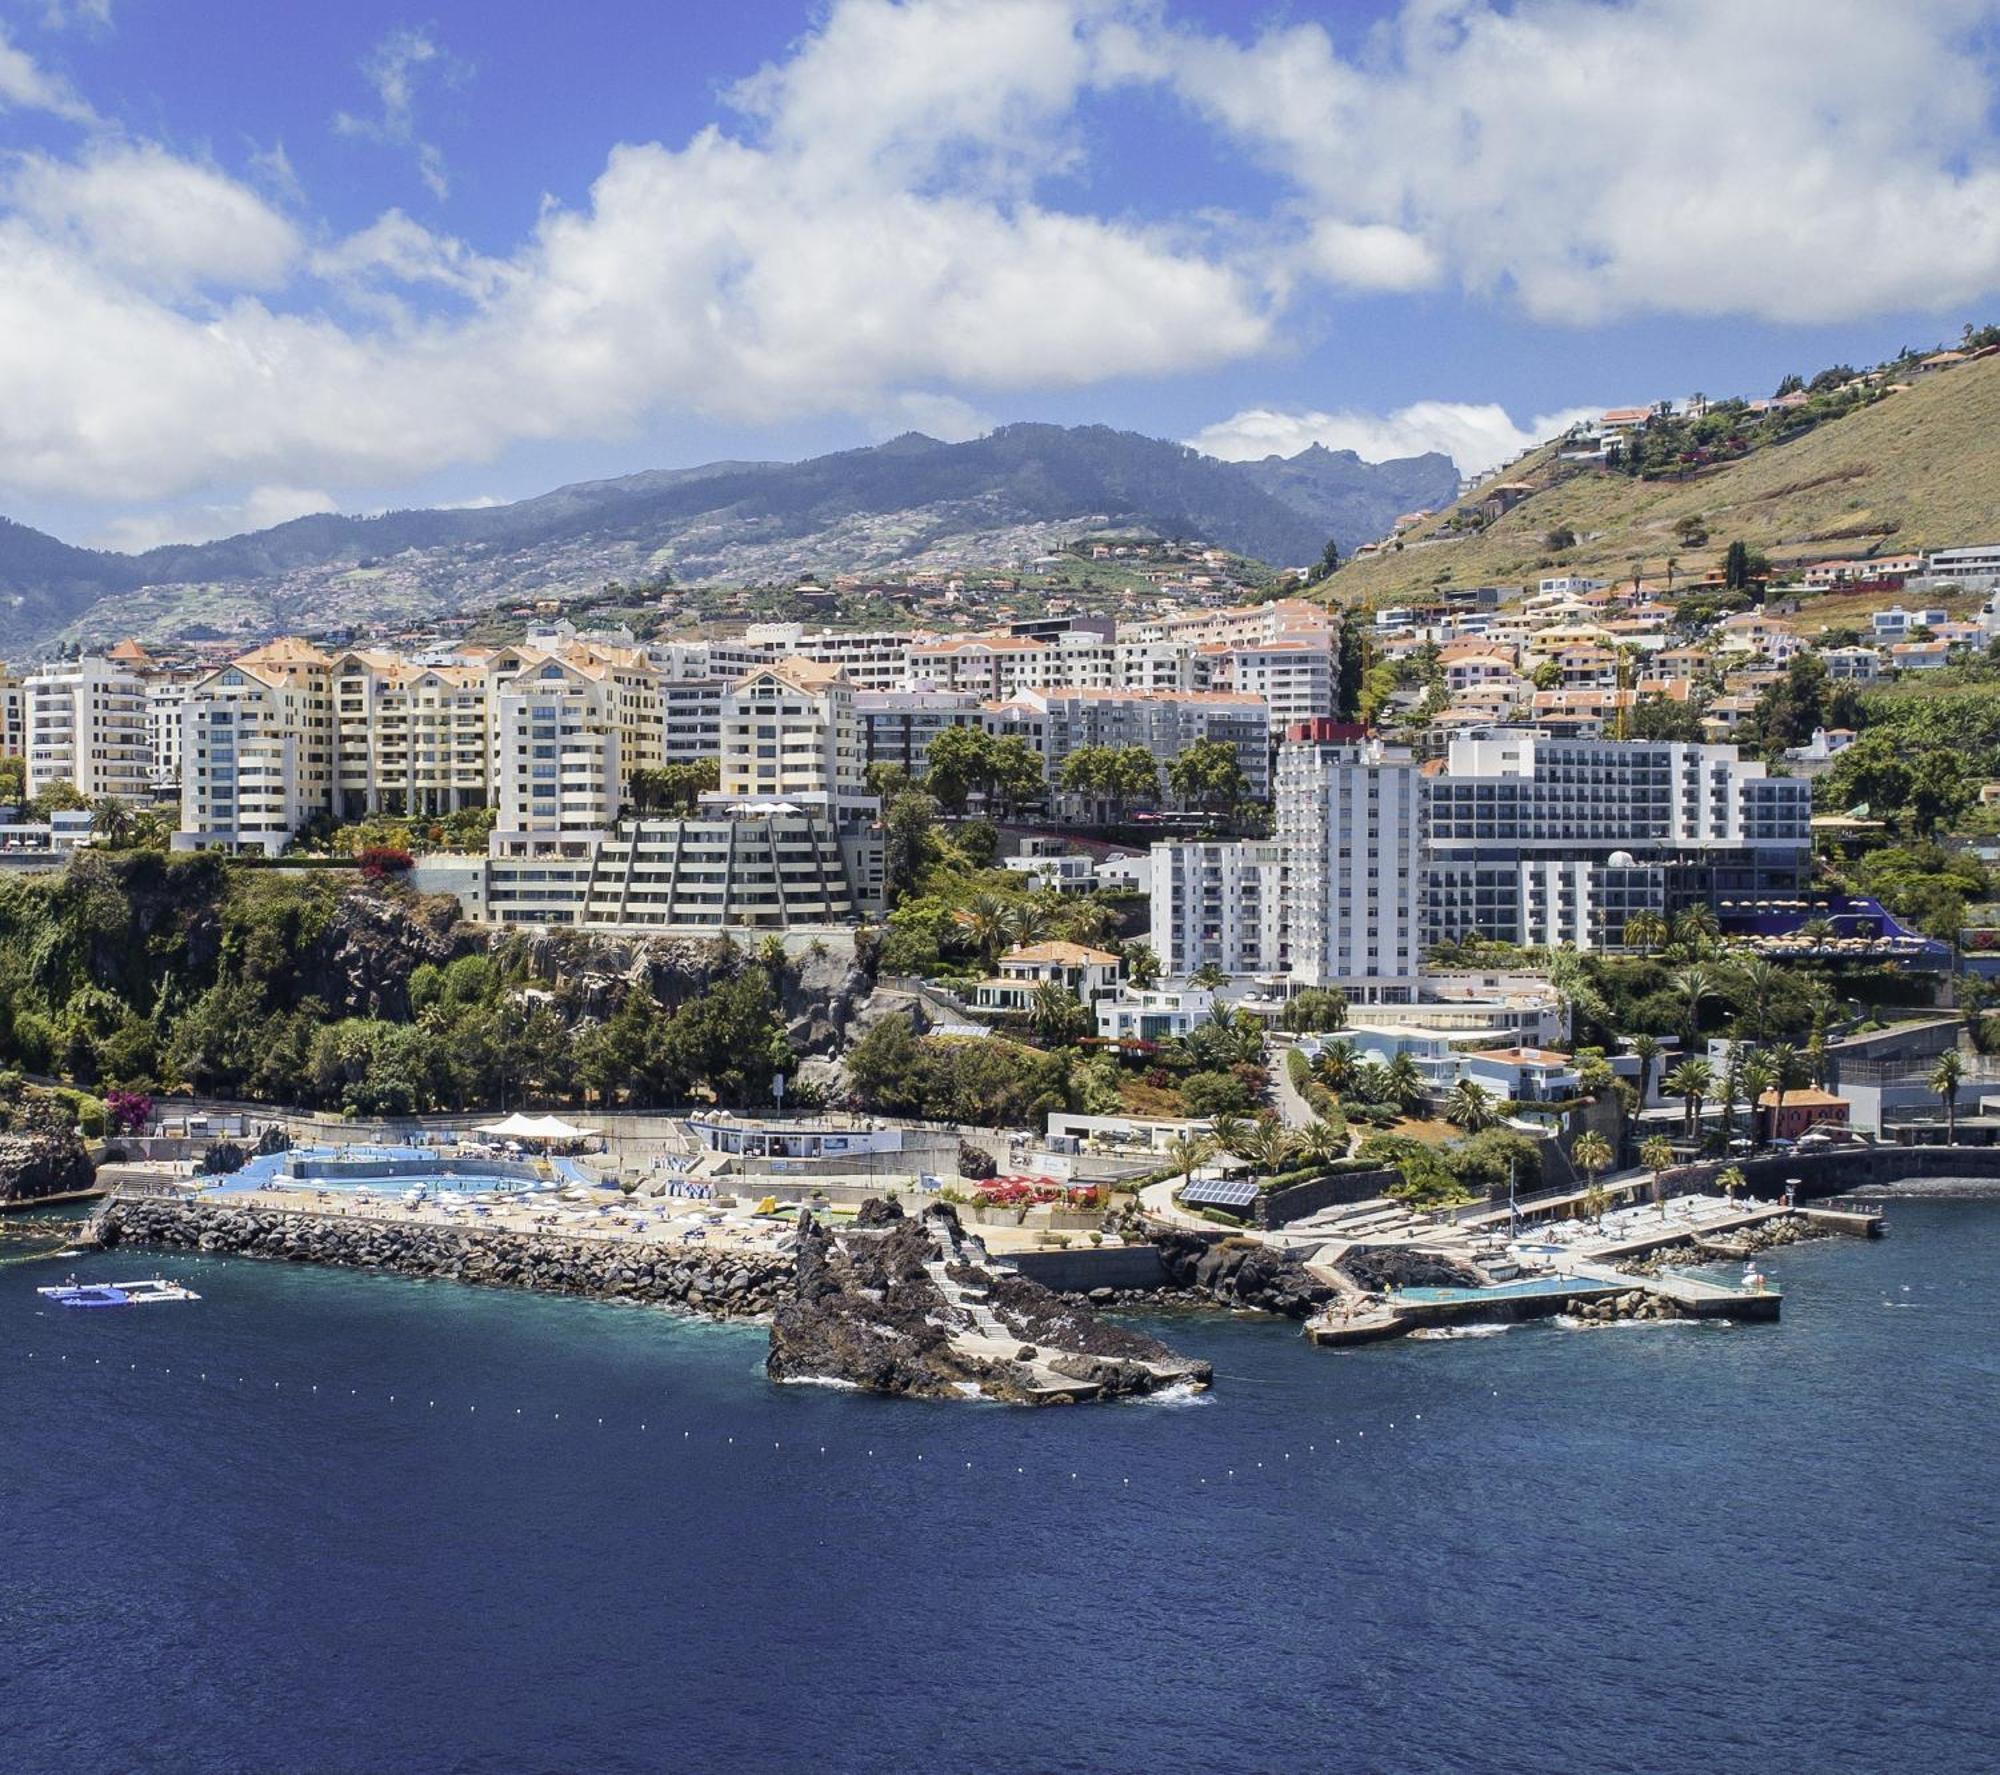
<box><xmin>1397</xmin><ymin>1275</ymin><xmax>1593</xmax><ymax>1305</ymax></box>
<box><xmin>202</xmin><ymin>1146</ymin><xmax>604</xmax><ymax>1198</ymax></box>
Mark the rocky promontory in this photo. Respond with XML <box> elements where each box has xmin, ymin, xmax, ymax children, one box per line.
<box><xmin>769</xmin><ymin>1200</ymin><xmax>1211</xmax><ymax>1404</ymax></box>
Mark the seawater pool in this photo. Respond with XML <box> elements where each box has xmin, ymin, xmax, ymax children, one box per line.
<box><xmin>1397</xmin><ymin>1275</ymin><xmax>1595</xmax><ymax>1304</ymax></box>
<box><xmin>201</xmin><ymin>1145</ymin><xmax>602</xmax><ymax>1197</ymax></box>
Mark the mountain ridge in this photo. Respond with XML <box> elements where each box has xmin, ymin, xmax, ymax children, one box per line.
<box><xmin>0</xmin><ymin>424</ymin><xmax>1460</xmax><ymax>652</ymax></box>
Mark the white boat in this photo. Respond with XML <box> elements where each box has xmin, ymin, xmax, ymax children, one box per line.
<box><xmin>36</xmin><ymin>1276</ymin><xmax>202</xmax><ymax>1308</ymax></box>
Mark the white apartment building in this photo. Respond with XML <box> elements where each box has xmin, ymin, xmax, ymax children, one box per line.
<box><xmin>743</xmin><ymin>624</ymin><xmax>917</xmax><ymax>693</ymax></box>
<box><xmin>22</xmin><ymin>656</ymin><xmax>152</xmax><ymax>802</ymax></box>
<box><xmin>146</xmin><ymin>679</ymin><xmax>191</xmax><ymax>791</ymax></box>
<box><xmin>718</xmin><ymin>658</ymin><xmax>868</xmax><ymax>816</ymax></box>
<box><xmin>176</xmin><ymin>641</ymin><xmax>339</xmax><ymax>852</ymax></box>
<box><xmin>1148</xmin><ymin>840</ymin><xmax>1287</xmax><ymax>979</ymax></box>
<box><xmin>334</xmin><ymin>654</ymin><xmax>490</xmax><ymax>818</ymax></box>
<box><xmin>1206</xmin><ymin>636</ymin><xmax>1336</xmax><ymax>732</ymax></box>
<box><xmin>489</xmin><ymin>656</ymin><xmax>623</xmax><ymax>854</ymax></box>
<box><xmin>0</xmin><ymin>672</ymin><xmax>26</xmax><ymax>763</ymax></box>
<box><xmin>459</xmin><ymin>808</ymin><xmax>884</xmax><ymax>931</ymax></box>
<box><xmin>1275</xmin><ymin>733</ymin><xmax>1424</xmax><ymax>998</ymax></box>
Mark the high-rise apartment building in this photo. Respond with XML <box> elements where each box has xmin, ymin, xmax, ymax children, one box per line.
<box><xmin>1275</xmin><ymin>727</ymin><xmax>1425</xmax><ymax>996</ymax></box>
<box><xmin>21</xmin><ymin>656</ymin><xmax>152</xmax><ymax>802</ymax></box>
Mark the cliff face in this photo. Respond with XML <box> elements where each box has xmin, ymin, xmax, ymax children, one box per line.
<box><xmin>502</xmin><ymin>929</ymin><xmax>870</xmax><ymax>1057</ymax></box>
<box><xmin>768</xmin><ymin>1200</ymin><xmax>1211</xmax><ymax>1404</ymax></box>
<box><xmin>0</xmin><ymin>1131</ymin><xmax>94</xmax><ymax>1204</ymax></box>
<box><xmin>305</xmin><ymin>889</ymin><xmax>477</xmax><ymax>1020</ymax></box>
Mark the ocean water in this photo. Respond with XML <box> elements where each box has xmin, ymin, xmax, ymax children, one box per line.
<box><xmin>3</xmin><ymin>1198</ymin><xmax>1995</xmax><ymax>1775</ymax></box>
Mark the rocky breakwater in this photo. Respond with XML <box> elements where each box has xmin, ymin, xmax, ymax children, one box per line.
<box><xmin>91</xmin><ymin>1196</ymin><xmax>788</xmax><ymax>1318</ymax></box>
<box><xmin>769</xmin><ymin>1199</ymin><xmax>1211</xmax><ymax>1404</ymax></box>
<box><xmin>1564</xmin><ymin>1288</ymin><xmax>1689</xmax><ymax>1326</ymax></box>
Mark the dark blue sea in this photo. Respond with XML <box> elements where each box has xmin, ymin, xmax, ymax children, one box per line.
<box><xmin>4</xmin><ymin>1195</ymin><xmax>1996</xmax><ymax>1775</ymax></box>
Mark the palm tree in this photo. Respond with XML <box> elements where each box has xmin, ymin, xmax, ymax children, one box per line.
<box><xmin>1639</xmin><ymin>1134</ymin><xmax>1675</xmax><ymax>1213</ymax></box>
<box><xmin>1738</xmin><ymin>1054</ymin><xmax>1774</xmax><ymax>1146</ymax></box>
<box><xmin>1729</xmin><ymin>955</ymin><xmax>1783</xmax><ymax>1043</ymax></box>
<box><xmin>1189</xmin><ymin>961</ymin><xmax>1228</xmax><ymax>992</ymax></box>
<box><xmin>1672</xmin><ymin>905</ymin><xmax>1720</xmax><ymax>957</ymax></box>
<box><xmin>1028</xmin><ymin>982</ymin><xmax>1089</xmax><ymax>1047</ymax></box>
<box><xmin>1446</xmin><ymin>1078</ymin><xmax>1499</xmax><ymax>1131</ymax></box>
<box><xmin>1572</xmin><ymin>1132</ymin><xmax>1613</xmax><ymax>1220</ymax></box>
<box><xmin>1382</xmin><ymin>1052</ymin><xmax>1425</xmax><ymax>1114</ymax></box>
<box><xmin>1716</xmin><ymin>1164</ymin><xmax>1747</xmax><ymax>1202</ymax></box>
<box><xmin>1630</xmin><ymin>1033</ymin><xmax>1661</xmax><ymax>1104</ymax></box>
<box><xmin>1209</xmin><ymin>1111</ymin><xmax>1252</xmax><ymax>1159</ymax></box>
<box><xmin>1001</xmin><ymin>899</ymin><xmax>1049</xmax><ymax>950</ymax></box>
<box><xmin>1718</xmin><ymin>1042</ymin><xmax>1745</xmax><ymax>1142</ymax></box>
<box><xmin>1622</xmin><ymin>908</ymin><xmax>1668</xmax><ymax>954</ymax></box>
<box><xmin>952</xmin><ymin>892</ymin><xmax>1011</xmax><ymax>972</ymax></box>
<box><xmin>1663</xmin><ymin>1058</ymin><xmax>1713</xmax><ymax>1141</ymax></box>
<box><xmin>1295</xmin><ymin>1119</ymin><xmax>1347</xmax><ymax>1167</ymax></box>
<box><xmin>1931</xmin><ymin>1049</ymin><xmax>1965</xmax><ymax>1144</ymax></box>
<box><xmin>1672</xmin><ymin>965</ymin><xmax>1715</xmax><ymax>1050</ymax></box>
<box><xmin>1237</xmin><ymin>1115</ymin><xmax>1298</xmax><ymax>1176</ymax></box>
<box><xmin>1124</xmin><ymin>943</ymin><xmax>1161</xmax><ymax>990</ymax></box>
<box><xmin>90</xmin><ymin>794</ymin><xmax>134</xmax><ymax>849</ymax></box>
<box><xmin>1165</xmin><ymin>1134</ymin><xmax>1213</xmax><ymax>1196</ymax></box>
<box><xmin>1313</xmin><ymin>1040</ymin><xmax>1359</xmax><ymax>1097</ymax></box>
<box><xmin>1767</xmin><ymin>1042</ymin><xmax>1805</xmax><ymax>1142</ymax></box>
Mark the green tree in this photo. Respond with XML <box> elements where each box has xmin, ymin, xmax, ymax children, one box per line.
<box><xmin>1931</xmin><ymin>1048</ymin><xmax>1965</xmax><ymax>1143</ymax></box>
<box><xmin>1335</xmin><ymin>618</ymin><xmax>1367</xmax><ymax>722</ymax></box>
<box><xmin>883</xmin><ymin>788</ymin><xmax>940</xmax><ymax>902</ymax></box>
<box><xmin>1629</xmin><ymin>1032</ymin><xmax>1661</xmax><ymax>1104</ymax></box>
<box><xmin>1123</xmin><ymin>942</ymin><xmax>1161</xmax><ymax>990</ymax></box>
<box><xmin>1166</xmin><ymin>738</ymin><xmax>1250</xmax><ymax>818</ymax></box>
<box><xmin>1639</xmin><ymin>1134</ymin><xmax>1675</xmax><ymax>1208</ymax></box>
<box><xmin>1664</xmin><ymin>1058</ymin><xmax>1713</xmax><ymax>1140</ymax></box>
<box><xmin>1028</xmin><ymin>982</ymin><xmax>1092</xmax><ymax>1048</ymax></box>
<box><xmin>1446</xmin><ymin>1078</ymin><xmax>1499</xmax><ymax>1132</ymax></box>
<box><xmin>1572</xmin><ymin>1131</ymin><xmax>1614</xmax><ymax>1209</ymax></box>
<box><xmin>1166</xmin><ymin>1133</ymin><xmax>1214</xmax><ymax>1196</ymax></box>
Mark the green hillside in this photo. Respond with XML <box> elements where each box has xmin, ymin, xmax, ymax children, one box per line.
<box><xmin>1328</xmin><ymin>354</ymin><xmax>2000</xmax><ymax>606</ymax></box>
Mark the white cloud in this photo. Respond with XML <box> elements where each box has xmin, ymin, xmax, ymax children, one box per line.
<box><xmin>334</xmin><ymin>25</ymin><xmax>459</xmax><ymax>201</ymax></box>
<box><xmin>0</xmin><ymin>21</ymin><xmax>93</xmax><ymax>120</ymax></box>
<box><xmin>4</xmin><ymin>0</ymin><xmax>2000</xmax><ymax>523</ymax></box>
<box><xmin>874</xmin><ymin>391</ymin><xmax>993</xmax><ymax>443</ymax></box>
<box><xmin>37</xmin><ymin>2</ymin><xmax>115</xmax><ymax>30</ymax></box>
<box><xmin>1189</xmin><ymin>401</ymin><xmax>1603</xmax><ymax>476</ymax></box>
<box><xmin>94</xmin><ymin>484</ymin><xmax>336</xmax><ymax>551</ymax></box>
<box><xmin>1163</xmin><ymin>0</ymin><xmax>2000</xmax><ymax>324</ymax></box>
<box><xmin>7</xmin><ymin>142</ymin><xmax>300</xmax><ymax>291</ymax></box>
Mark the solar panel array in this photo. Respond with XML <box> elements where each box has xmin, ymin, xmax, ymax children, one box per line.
<box><xmin>1180</xmin><ymin>1177</ymin><xmax>1260</xmax><ymax>1209</ymax></box>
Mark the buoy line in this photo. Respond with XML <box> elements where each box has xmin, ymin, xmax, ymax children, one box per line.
<box><xmin>13</xmin><ymin>1337</ymin><xmax>1508</xmax><ymax>1496</ymax></box>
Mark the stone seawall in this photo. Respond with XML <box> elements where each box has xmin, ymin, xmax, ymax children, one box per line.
<box><xmin>93</xmin><ymin>1197</ymin><xmax>791</xmax><ymax>1319</ymax></box>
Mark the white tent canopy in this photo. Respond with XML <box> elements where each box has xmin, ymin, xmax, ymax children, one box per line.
<box><xmin>473</xmin><ymin>1113</ymin><xmax>590</xmax><ymax>1144</ymax></box>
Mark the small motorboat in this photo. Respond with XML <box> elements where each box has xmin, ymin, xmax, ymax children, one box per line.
<box><xmin>36</xmin><ymin>1276</ymin><xmax>201</xmax><ymax>1308</ymax></box>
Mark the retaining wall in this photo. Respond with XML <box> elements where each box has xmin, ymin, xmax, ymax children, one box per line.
<box><xmin>1007</xmin><ymin>1245</ymin><xmax>1168</xmax><ymax>1293</ymax></box>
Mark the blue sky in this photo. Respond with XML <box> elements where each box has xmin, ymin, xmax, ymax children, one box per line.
<box><xmin>0</xmin><ymin>0</ymin><xmax>1996</xmax><ymax>549</ymax></box>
